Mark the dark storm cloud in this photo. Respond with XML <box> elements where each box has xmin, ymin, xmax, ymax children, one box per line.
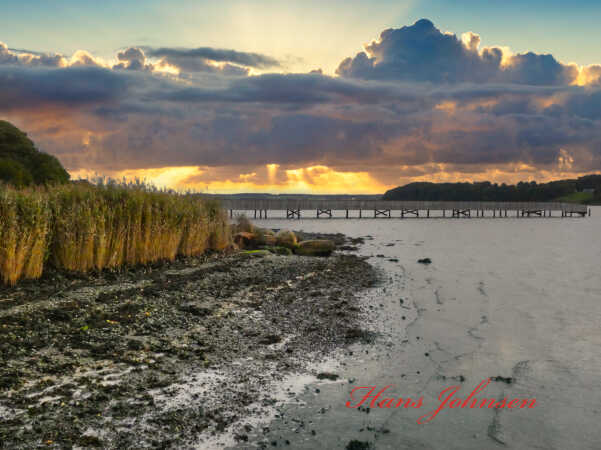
<box><xmin>336</xmin><ymin>19</ymin><xmax>578</xmax><ymax>86</ymax></box>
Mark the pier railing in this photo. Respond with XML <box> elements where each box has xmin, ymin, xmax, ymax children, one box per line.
<box><xmin>216</xmin><ymin>198</ymin><xmax>589</xmax><ymax>219</ymax></box>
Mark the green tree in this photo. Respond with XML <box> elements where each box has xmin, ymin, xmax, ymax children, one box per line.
<box><xmin>0</xmin><ymin>158</ymin><xmax>33</xmax><ymax>187</ymax></box>
<box><xmin>0</xmin><ymin>120</ymin><xmax>69</xmax><ymax>186</ymax></box>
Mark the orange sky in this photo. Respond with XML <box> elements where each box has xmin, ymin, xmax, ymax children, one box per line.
<box><xmin>69</xmin><ymin>163</ymin><xmax>601</xmax><ymax>194</ymax></box>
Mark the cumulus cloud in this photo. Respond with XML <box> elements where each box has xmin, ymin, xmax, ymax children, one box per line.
<box><xmin>461</xmin><ymin>32</ymin><xmax>480</xmax><ymax>52</ymax></box>
<box><xmin>0</xmin><ymin>42</ymin><xmax>19</xmax><ymax>64</ymax></box>
<box><xmin>113</xmin><ymin>47</ymin><xmax>153</xmax><ymax>71</ymax></box>
<box><xmin>69</xmin><ymin>50</ymin><xmax>105</xmax><ymax>67</ymax></box>
<box><xmin>580</xmin><ymin>65</ymin><xmax>601</xmax><ymax>86</ymax></box>
<box><xmin>0</xmin><ymin>41</ymin><xmax>66</xmax><ymax>67</ymax></box>
<box><xmin>336</xmin><ymin>19</ymin><xmax>578</xmax><ymax>86</ymax></box>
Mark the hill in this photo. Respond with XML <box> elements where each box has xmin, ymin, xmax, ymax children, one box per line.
<box><xmin>0</xmin><ymin>120</ymin><xmax>69</xmax><ymax>187</ymax></box>
<box><xmin>382</xmin><ymin>176</ymin><xmax>601</xmax><ymax>204</ymax></box>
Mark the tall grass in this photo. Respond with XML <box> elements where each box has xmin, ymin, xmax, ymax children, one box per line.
<box><xmin>0</xmin><ymin>181</ymin><xmax>230</xmax><ymax>285</ymax></box>
<box><xmin>0</xmin><ymin>187</ymin><xmax>50</xmax><ymax>285</ymax></box>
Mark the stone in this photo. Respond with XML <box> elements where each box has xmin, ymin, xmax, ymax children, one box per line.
<box><xmin>179</xmin><ymin>302</ymin><xmax>212</xmax><ymax>316</ymax></box>
<box><xmin>316</xmin><ymin>372</ymin><xmax>339</xmax><ymax>381</ymax></box>
<box><xmin>275</xmin><ymin>230</ymin><xmax>298</xmax><ymax>249</ymax></box>
<box><xmin>255</xmin><ymin>228</ymin><xmax>276</xmax><ymax>246</ymax></box>
<box><xmin>295</xmin><ymin>240</ymin><xmax>335</xmax><ymax>257</ymax></box>
<box><xmin>259</xmin><ymin>234</ymin><xmax>277</xmax><ymax>246</ymax></box>
<box><xmin>233</xmin><ymin>232</ymin><xmax>256</xmax><ymax>249</ymax></box>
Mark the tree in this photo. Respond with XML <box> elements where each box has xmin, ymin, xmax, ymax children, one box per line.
<box><xmin>0</xmin><ymin>158</ymin><xmax>33</xmax><ymax>187</ymax></box>
<box><xmin>0</xmin><ymin>120</ymin><xmax>69</xmax><ymax>186</ymax></box>
<box><xmin>382</xmin><ymin>175</ymin><xmax>601</xmax><ymax>203</ymax></box>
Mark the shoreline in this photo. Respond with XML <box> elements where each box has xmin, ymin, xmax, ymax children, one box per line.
<box><xmin>0</xmin><ymin>232</ymin><xmax>377</xmax><ymax>448</ymax></box>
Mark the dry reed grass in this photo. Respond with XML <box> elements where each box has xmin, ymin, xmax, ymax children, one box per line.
<box><xmin>0</xmin><ymin>181</ymin><xmax>230</xmax><ymax>285</ymax></box>
<box><xmin>0</xmin><ymin>187</ymin><xmax>50</xmax><ymax>285</ymax></box>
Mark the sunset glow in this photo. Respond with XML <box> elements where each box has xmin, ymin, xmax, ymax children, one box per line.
<box><xmin>2</xmin><ymin>2</ymin><xmax>601</xmax><ymax>193</ymax></box>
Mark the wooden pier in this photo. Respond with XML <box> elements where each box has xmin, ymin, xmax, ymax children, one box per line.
<box><xmin>217</xmin><ymin>199</ymin><xmax>590</xmax><ymax>220</ymax></box>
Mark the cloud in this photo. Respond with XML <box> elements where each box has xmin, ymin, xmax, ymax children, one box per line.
<box><xmin>138</xmin><ymin>46</ymin><xmax>281</xmax><ymax>75</ymax></box>
<box><xmin>1</xmin><ymin>19</ymin><xmax>601</xmax><ymax>191</ymax></box>
<box><xmin>0</xmin><ymin>65</ymin><xmax>131</xmax><ymax>109</ymax></box>
<box><xmin>0</xmin><ymin>42</ymin><xmax>19</xmax><ymax>64</ymax></box>
<box><xmin>69</xmin><ymin>50</ymin><xmax>105</xmax><ymax>67</ymax></box>
<box><xmin>156</xmin><ymin>56</ymin><xmax>250</xmax><ymax>75</ymax></box>
<box><xmin>504</xmin><ymin>52</ymin><xmax>578</xmax><ymax>86</ymax></box>
<box><xmin>157</xmin><ymin>72</ymin><xmax>423</xmax><ymax>106</ymax></box>
<box><xmin>113</xmin><ymin>47</ymin><xmax>153</xmax><ymax>71</ymax></box>
<box><xmin>1</xmin><ymin>41</ymin><xmax>66</xmax><ymax>67</ymax></box>
<box><xmin>145</xmin><ymin>46</ymin><xmax>280</xmax><ymax>69</ymax></box>
<box><xmin>336</xmin><ymin>19</ymin><xmax>578</xmax><ymax>86</ymax></box>
<box><xmin>579</xmin><ymin>65</ymin><xmax>601</xmax><ymax>86</ymax></box>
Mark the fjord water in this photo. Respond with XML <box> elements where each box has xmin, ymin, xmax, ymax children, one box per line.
<box><xmin>250</xmin><ymin>207</ymin><xmax>601</xmax><ymax>450</ymax></box>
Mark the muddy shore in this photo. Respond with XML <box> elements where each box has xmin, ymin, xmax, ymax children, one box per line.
<box><xmin>0</xmin><ymin>232</ymin><xmax>377</xmax><ymax>448</ymax></box>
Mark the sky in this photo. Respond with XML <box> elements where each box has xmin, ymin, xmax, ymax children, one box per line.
<box><xmin>1</xmin><ymin>0</ymin><xmax>601</xmax><ymax>193</ymax></box>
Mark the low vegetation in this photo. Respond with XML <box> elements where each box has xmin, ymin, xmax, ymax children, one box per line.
<box><xmin>0</xmin><ymin>181</ymin><xmax>230</xmax><ymax>285</ymax></box>
<box><xmin>556</xmin><ymin>191</ymin><xmax>595</xmax><ymax>203</ymax></box>
<box><xmin>383</xmin><ymin>175</ymin><xmax>601</xmax><ymax>204</ymax></box>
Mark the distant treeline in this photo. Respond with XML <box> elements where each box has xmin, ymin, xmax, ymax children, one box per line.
<box><xmin>382</xmin><ymin>175</ymin><xmax>601</xmax><ymax>203</ymax></box>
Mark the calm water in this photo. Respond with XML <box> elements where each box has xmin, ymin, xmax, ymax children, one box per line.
<box><xmin>238</xmin><ymin>206</ymin><xmax>601</xmax><ymax>450</ymax></box>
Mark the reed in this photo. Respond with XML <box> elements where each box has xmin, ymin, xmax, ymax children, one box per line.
<box><xmin>0</xmin><ymin>186</ymin><xmax>51</xmax><ymax>285</ymax></box>
<box><xmin>0</xmin><ymin>181</ymin><xmax>230</xmax><ymax>285</ymax></box>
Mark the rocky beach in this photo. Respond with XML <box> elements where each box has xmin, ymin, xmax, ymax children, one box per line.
<box><xmin>0</xmin><ymin>231</ymin><xmax>377</xmax><ymax>448</ymax></box>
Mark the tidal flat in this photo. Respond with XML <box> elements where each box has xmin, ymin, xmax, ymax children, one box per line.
<box><xmin>0</xmin><ymin>234</ymin><xmax>377</xmax><ymax>448</ymax></box>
